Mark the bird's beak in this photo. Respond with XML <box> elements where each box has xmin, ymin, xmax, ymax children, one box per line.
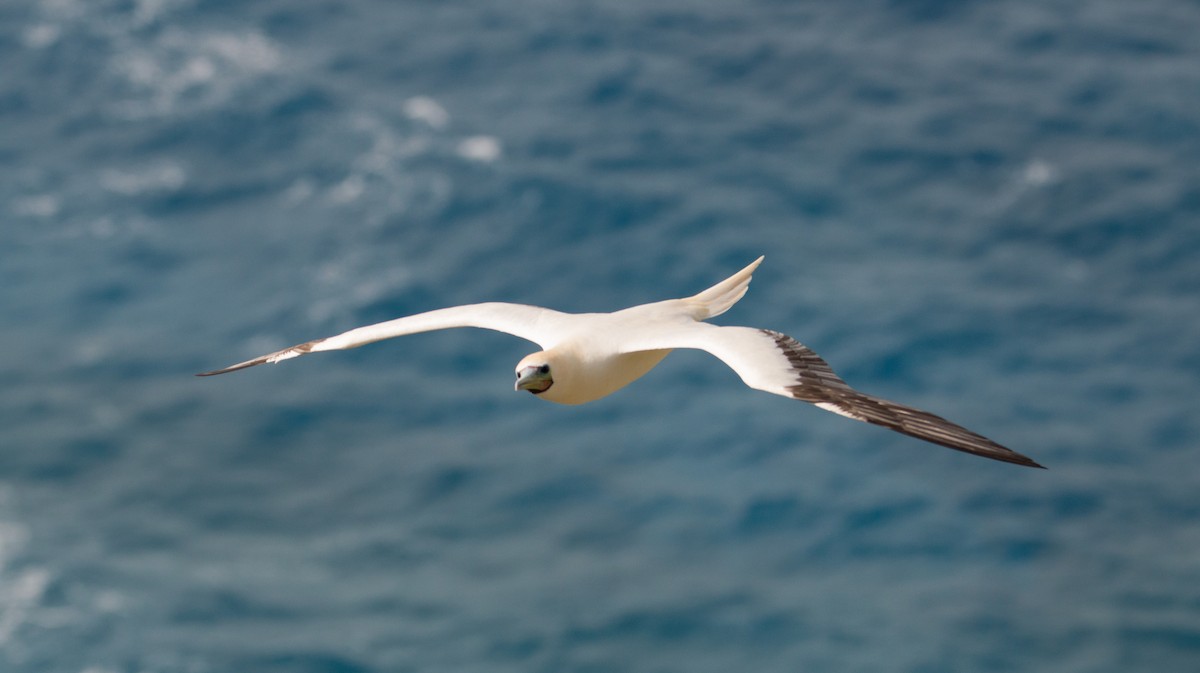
<box><xmin>515</xmin><ymin>366</ymin><xmax>553</xmax><ymax>394</ymax></box>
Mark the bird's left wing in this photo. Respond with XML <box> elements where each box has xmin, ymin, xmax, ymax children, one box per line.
<box><xmin>618</xmin><ymin>323</ymin><xmax>1043</xmax><ymax>468</ymax></box>
<box><xmin>197</xmin><ymin>302</ymin><xmax>567</xmax><ymax>376</ymax></box>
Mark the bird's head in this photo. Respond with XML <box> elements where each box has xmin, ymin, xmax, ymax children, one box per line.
<box><xmin>515</xmin><ymin>353</ymin><xmax>555</xmax><ymax>395</ymax></box>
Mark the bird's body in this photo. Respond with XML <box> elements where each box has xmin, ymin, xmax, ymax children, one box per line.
<box><xmin>200</xmin><ymin>257</ymin><xmax>1043</xmax><ymax>468</ymax></box>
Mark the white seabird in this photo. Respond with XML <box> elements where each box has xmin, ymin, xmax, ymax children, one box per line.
<box><xmin>199</xmin><ymin>257</ymin><xmax>1042</xmax><ymax>468</ymax></box>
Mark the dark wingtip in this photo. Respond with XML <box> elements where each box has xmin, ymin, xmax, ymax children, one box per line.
<box><xmin>996</xmin><ymin>455</ymin><xmax>1045</xmax><ymax>469</ymax></box>
<box><xmin>194</xmin><ymin>359</ymin><xmax>266</xmax><ymax>377</ymax></box>
<box><xmin>194</xmin><ymin>340</ymin><xmax>321</xmax><ymax>378</ymax></box>
<box><xmin>195</xmin><ymin>367</ymin><xmax>236</xmax><ymax>377</ymax></box>
<box><xmin>991</xmin><ymin>446</ymin><xmax>1045</xmax><ymax>469</ymax></box>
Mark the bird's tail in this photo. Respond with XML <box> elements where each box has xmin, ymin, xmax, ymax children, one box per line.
<box><xmin>685</xmin><ymin>256</ymin><xmax>764</xmax><ymax>320</ymax></box>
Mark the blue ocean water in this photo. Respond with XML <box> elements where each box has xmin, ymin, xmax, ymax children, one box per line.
<box><xmin>3</xmin><ymin>0</ymin><xmax>1200</xmax><ymax>670</ymax></box>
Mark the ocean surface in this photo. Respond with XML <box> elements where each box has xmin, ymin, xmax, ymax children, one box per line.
<box><xmin>3</xmin><ymin>1</ymin><xmax>1200</xmax><ymax>671</ymax></box>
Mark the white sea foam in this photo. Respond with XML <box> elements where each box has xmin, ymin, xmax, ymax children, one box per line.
<box><xmin>1022</xmin><ymin>159</ymin><xmax>1058</xmax><ymax>187</ymax></box>
<box><xmin>403</xmin><ymin>96</ymin><xmax>450</xmax><ymax>129</ymax></box>
<box><xmin>110</xmin><ymin>29</ymin><xmax>284</xmax><ymax>117</ymax></box>
<box><xmin>0</xmin><ymin>512</ymin><xmax>50</xmax><ymax>650</ymax></box>
<box><xmin>38</xmin><ymin>0</ymin><xmax>86</xmax><ymax>21</ymax></box>
<box><xmin>100</xmin><ymin>163</ymin><xmax>187</xmax><ymax>195</ymax></box>
<box><xmin>132</xmin><ymin>0</ymin><xmax>185</xmax><ymax>28</ymax></box>
<box><xmin>457</xmin><ymin>135</ymin><xmax>503</xmax><ymax>163</ymax></box>
<box><xmin>282</xmin><ymin>178</ymin><xmax>317</xmax><ymax>204</ymax></box>
<box><xmin>21</xmin><ymin>24</ymin><xmax>61</xmax><ymax>48</ymax></box>
<box><xmin>12</xmin><ymin>195</ymin><xmax>60</xmax><ymax>219</ymax></box>
<box><xmin>328</xmin><ymin>174</ymin><xmax>367</xmax><ymax>204</ymax></box>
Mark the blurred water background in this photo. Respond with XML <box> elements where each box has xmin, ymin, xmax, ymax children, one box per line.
<box><xmin>3</xmin><ymin>1</ymin><xmax>1200</xmax><ymax>671</ymax></box>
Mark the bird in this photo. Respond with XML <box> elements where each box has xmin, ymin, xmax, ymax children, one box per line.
<box><xmin>198</xmin><ymin>257</ymin><xmax>1042</xmax><ymax>468</ymax></box>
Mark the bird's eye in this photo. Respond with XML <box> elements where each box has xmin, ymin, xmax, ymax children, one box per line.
<box><xmin>538</xmin><ymin>364</ymin><xmax>550</xmax><ymax>374</ymax></box>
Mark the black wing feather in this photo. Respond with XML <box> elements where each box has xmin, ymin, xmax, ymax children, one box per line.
<box><xmin>764</xmin><ymin>330</ymin><xmax>1043</xmax><ymax>468</ymax></box>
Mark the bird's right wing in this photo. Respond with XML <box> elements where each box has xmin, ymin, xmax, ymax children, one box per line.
<box><xmin>197</xmin><ymin>302</ymin><xmax>567</xmax><ymax>376</ymax></box>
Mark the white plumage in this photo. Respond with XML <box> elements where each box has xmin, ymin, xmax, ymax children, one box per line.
<box><xmin>199</xmin><ymin>257</ymin><xmax>1042</xmax><ymax>468</ymax></box>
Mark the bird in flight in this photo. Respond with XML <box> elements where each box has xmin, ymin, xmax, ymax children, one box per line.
<box><xmin>199</xmin><ymin>257</ymin><xmax>1042</xmax><ymax>468</ymax></box>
